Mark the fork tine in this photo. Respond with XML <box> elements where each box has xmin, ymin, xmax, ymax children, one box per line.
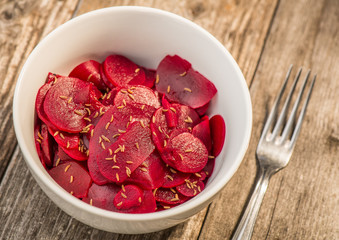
<box><xmin>287</xmin><ymin>73</ymin><xmax>316</xmax><ymax>147</ymax></box>
<box><xmin>270</xmin><ymin>67</ymin><xmax>303</xmax><ymax>140</ymax></box>
<box><xmin>279</xmin><ymin>70</ymin><xmax>311</xmax><ymax>143</ymax></box>
<box><xmin>260</xmin><ymin>65</ymin><xmax>293</xmax><ymax>140</ymax></box>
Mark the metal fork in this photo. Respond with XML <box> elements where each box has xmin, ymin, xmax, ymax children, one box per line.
<box><xmin>231</xmin><ymin>65</ymin><xmax>316</xmax><ymax>240</ymax></box>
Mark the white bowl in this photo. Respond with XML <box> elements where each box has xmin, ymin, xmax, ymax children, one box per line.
<box><xmin>13</xmin><ymin>6</ymin><xmax>252</xmax><ymax>234</ymax></box>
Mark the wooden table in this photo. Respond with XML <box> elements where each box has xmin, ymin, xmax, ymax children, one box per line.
<box><xmin>1</xmin><ymin>0</ymin><xmax>338</xmax><ymax>239</ymax></box>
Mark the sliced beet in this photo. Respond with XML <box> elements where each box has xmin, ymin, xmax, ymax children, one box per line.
<box><xmin>49</xmin><ymin>161</ymin><xmax>92</xmax><ymax>198</ymax></box>
<box><xmin>39</xmin><ymin>123</ymin><xmax>53</xmax><ymax>167</ymax></box>
<box><xmin>69</xmin><ymin>60</ymin><xmax>107</xmax><ymax>90</ymax></box>
<box><xmin>156</xmin><ymin>55</ymin><xmax>217</xmax><ymax>109</ymax></box>
<box><xmin>176</xmin><ymin>175</ymin><xmax>205</xmax><ymax>197</ymax></box>
<box><xmin>161</xmin><ymin>96</ymin><xmax>177</xmax><ymax>128</ymax></box>
<box><xmin>210</xmin><ymin>114</ymin><xmax>226</xmax><ymax>157</ymax></box>
<box><xmin>103</xmin><ymin>55</ymin><xmax>146</xmax><ymax>88</ymax></box>
<box><xmin>113</xmin><ymin>185</ymin><xmax>143</xmax><ymax>210</ymax></box>
<box><xmin>162</xmin><ymin>165</ymin><xmax>190</xmax><ymax>188</ymax></box>
<box><xmin>43</xmin><ymin>77</ymin><xmax>91</xmax><ymax>133</ymax></box>
<box><xmin>101</xmin><ymin>88</ymin><xmax>118</xmax><ymax>106</ymax></box>
<box><xmin>60</xmin><ymin>144</ymin><xmax>88</xmax><ymax>161</ymax></box>
<box><xmin>99</xmin><ymin>63</ymin><xmax>115</xmax><ymax>90</ymax></box>
<box><xmin>48</xmin><ymin>128</ymin><xmax>80</xmax><ymax>150</ymax></box>
<box><xmin>142</xmin><ymin>67</ymin><xmax>156</xmax><ymax>88</ymax></box>
<box><xmin>114</xmin><ymin>85</ymin><xmax>160</xmax><ymax>109</ymax></box>
<box><xmin>87</xmin><ymin>150</ymin><xmax>111</xmax><ymax>185</ymax></box>
<box><xmin>203</xmin><ymin>157</ymin><xmax>216</xmax><ymax>178</ymax></box>
<box><xmin>195</xmin><ymin>102</ymin><xmax>210</xmax><ymax>116</ymax></box>
<box><xmin>192</xmin><ymin>117</ymin><xmax>212</xmax><ymax>152</ymax></box>
<box><xmin>82</xmin><ymin>183</ymin><xmax>120</xmax><ymax>211</ymax></box>
<box><xmin>34</xmin><ymin>120</ymin><xmax>48</xmax><ymax>169</ymax></box>
<box><xmin>125</xmin><ymin>152</ymin><xmax>166</xmax><ymax>190</ymax></box>
<box><xmin>97</xmin><ymin>121</ymin><xmax>155</xmax><ymax>183</ymax></box>
<box><xmin>46</xmin><ymin>72</ymin><xmax>62</xmax><ymax>84</ymax></box>
<box><xmin>35</xmin><ymin>81</ymin><xmax>56</xmax><ymax>128</ymax></box>
<box><xmin>150</xmin><ymin>103</ymin><xmax>200</xmax><ymax>153</ymax></box>
<box><xmin>163</xmin><ymin>132</ymin><xmax>208</xmax><ymax>173</ymax></box>
<box><xmin>154</xmin><ymin>187</ymin><xmax>189</xmax><ymax>205</ymax></box>
<box><xmin>121</xmin><ymin>189</ymin><xmax>156</xmax><ymax>213</ymax></box>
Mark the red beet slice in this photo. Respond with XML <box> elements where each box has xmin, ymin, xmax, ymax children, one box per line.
<box><xmin>39</xmin><ymin>123</ymin><xmax>53</xmax><ymax>167</ymax></box>
<box><xmin>161</xmin><ymin>96</ymin><xmax>177</xmax><ymax>128</ymax></box>
<box><xmin>210</xmin><ymin>114</ymin><xmax>226</xmax><ymax>157</ymax></box>
<box><xmin>125</xmin><ymin>152</ymin><xmax>166</xmax><ymax>190</ymax></box>
<box><xmin>82</xmin><ymin>183</ymin><xmax>120</xmax><ymax>211</ymax></box>
<box><xmin>192</xmin><ymin>117</ymin><xmax>212</xmax><ymax>152</ymax></box>
<box><xmin>43</xmin><ymin>77</ymin><xmax>91</xmax><ymax>133</ymax></box>
<box><xmin>176</xmin><ymin>175</ymin><xmax>205</xmax><ymax>197</ymax></box>
<box><xmin>113</xmin><ymin>185</ymin><xmax>143</xmax><ymax>210</ymax></box>
<box><xmin>103</xmin><ymin>55</ymin><xmax>146</xmax><ymax>88</ymax></box>
<box><xmin>156</xmin><ymin>55</ymin><xmax>217</xmax><ymax>109</ymax></box>
<box><xmin>34</xmin><ymin>120</ymin><xmax>48</xmax><ymax>169</ymax></box>
<box><xmin>151</xmin><ymin>103</ymin><xmax>200</xmax><ymax>153</ymax></box>
<box><xmin>121</xmin><ymin>189</ymin><xmax>156</xmax><ymax>213</ymax></box>
<box><xmin>99</xmin><ymin>63</ymin><xmax>115</xmax><ymax>90</ymax></box>
<box><xmin>97</xmin><ymin>121</ymin><xmax>155</xmax><ymax>183</ymax></box>
<box><xmin>195</xmin><ymin>102</ymin><xmax>210</xmax><ymax>116</ymax></box>
<box><xmin>203</xmin><ymin>157</ymin><xmax>215</xmax><ymax>179</ymax></box>
<box><xmin>154</xmin><ymin>187</ymin><xmax>189</xmax><ymax>205</ymax></box>
<box><xmin>162</xmin><ymin>165</ymin><xmax>190</xmax><ymax>188</ymax></box>
<box><xmin>48</xmin><ymin>128</ymin><xmax>80</xmax><ymax>150</ymax></box>
<box><xmin>46</xmin><ymin>72</ymin><xmax>62</xmax><ymax>84</ymax></box>
<box><xmin>35</xmin><ymin>81</ymin><xmax>56</xmax><ymax>129</ymax></box>
<box><xmin>142</xmin><ymin>67</ymin><xmax>156</xmax><ymax>88</ymax></box>
<box><xmin>69</xmin><ymin>60</ymin><xmax>107</xmax><ymax>90</ymax></box>
<box><xmin>60</xmin><ymin>144</ymin><xmax>88</xmax><ymax>161</ymax></box>
<box><xmin>163</xmin><ymin>132</ymin><xmax>208</xmax><ymax>173</ymax></box>
<box><xmin>114</xmin><ymin>85</ymin><xmax>160</xmax><ymax>109</ymax></box>
<box><xmin>101</xmin><ymin>88</ymin><xmax>118</xmax><ymax>106</ymax></box>
<box><xmin>49</xmin><ymin>161</ymin><xmax>92</xmax><ymax>198</ymax></box>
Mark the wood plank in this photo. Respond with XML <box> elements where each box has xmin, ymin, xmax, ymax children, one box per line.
<box><xmin>0</xmin><ymin>0</ymin><xmax>279</xmax><ymax>239</ymax></box>
<box><xmin>199</xmin><ymin>0</ymin><xmax>339</xmax><ymax>239</ymax></box>
<box><xmin>0</xmin><ymin>0</ymin><xmax>80</xmax><ymax>179</ymax></box>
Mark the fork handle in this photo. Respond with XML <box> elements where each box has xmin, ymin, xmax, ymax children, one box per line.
<box><xmin>231</xmin><ymin>168</ymin><xmax>271</xmax><ymax>240</ymax></box>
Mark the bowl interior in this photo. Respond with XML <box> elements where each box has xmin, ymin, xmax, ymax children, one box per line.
<box><xmin>13</xmin><ymin>6</ymin><xmax>252</xmax><ymax>221</ymax></box>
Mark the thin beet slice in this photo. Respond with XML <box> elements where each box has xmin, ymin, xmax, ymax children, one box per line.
<box><xmin>103</xmin><ymin>55</ymin><xmax>146</xmax><ymax>88</ymax></box>
<box><xmin>125</xmin><ymin>152</ymin><xmax>166</xmax><ymax>190</ymax></box>
<box><xmin>46</xmin><ymin>72</ymin><xmax>62</xmax><ymax>84</ymax></box>
<box><xmin>162</xmin><ymin>165</ymin><xmax>190</xmax><ymax>188</ymax></box>
<box><xmin>101</xmin><ymin>88</ymin><xmax>118</xmax><ymax>106</ymax></box>
<box><xmin>192</xmin><ymin>117</ymin><xmax>212</xmax><ymax>152</ymax></box>
<box><xmin>87</xmin><ymin>149</ymin><xmax>111</xmax><ymax>185</ymax></box>
<box><xmin>161</xmin><ymin>96</ymin><xmax>177</xmax><ymax>128</ymax></box>
<box><xmin>150</xmin><ymin>103</ymin><xmax>199</xmax><ymax>153</ymax></box>
<box><xmin>195</xmin><ymin>102</ymin><xmax>210</xmax><ymax>116</ymax></box>
<box><xmin>34</xmin><ymin>120</ymin><xmax>48</xmax><ymax>169</ymax></box>
<box><xmin>35</xmin><ymin>81</ymin><xmax>56</xmax><ymax>129</ymax></box>
<box><xmin>210</xmin><ymin>114</ymin><xmax>226</xmax><ymax>157</ymax></box>
<box><xmin>203</xmin><ymin>157</ymin><xmax>215</xmax><ymax>180</ymax></box>
<box><xmin>48</xmin><ymin>128</ymin><xmax>80</xmax><ymax>149</ymax></box>
<box><xmin>69</xmin><ymin>60</ymin><xmax>107</xmax><ymax>90</ymax></box>
<box><xmin>82</xmin><ymin>183</ymin><xmax>120</xmax><ymax>211</ymax></box>
<box><xmin>39</xmin><ymin>123</ymin><xmax>53</xmax><ymax>167</ymax></box>
<box><xmin>49</xmin><ymin>161</ymin><xmax>92</xmax><ymax>198</ymax></box>
<box><xmin>164</xmin><ymin>132</ymin><xmax>208</xmax><ymax>173</ymax></box>
<box><xmin>121</xmin><ymin>189</ymin><xmax>156</xmax><ymax>213</ymax></box>
<box><xmin>114</xmin><ymin>85</ymin><xmax>160</xmax><ymax>109</ymax></box>
<box><xmin>156</xmin><ymin>55</ymin><xmax>217</xmax><ymax>109</ymax></box>
<box><xmin>154</xmin><ymin>187</ymin><xmax>189</xmax><ymax>205</ymax></box>
<box><xmin>100</xmin><ymin>63</ymin><xmax>115</xmax><ymax>90</ymax></box>
<box><xmin>113</xmin><ymin>185</ymin><xmax>144</xmax><ymax>210</ymax></box>
<box><xmin>97</xmin><ymin>121</ymin><xmax>155</xmax><ymax>183</ymax></box>
<box><xmin>60</xmin><ymin>144</ymin><xmax>88</xmax><ymax>161</ymax></box>
<box><xmin>176</xmin><ymin>175</ymin><xmax>205</xmax><ymax>197</ymax></box>
<box><xmin>142</xmin><ymin>67</ymin><xmax>156</xmax><ymax>88</ymax></box>
<box><xmin>43</xmin><ymin>77</ymin><xmax>91</xmax><ymax>133</ymax></box>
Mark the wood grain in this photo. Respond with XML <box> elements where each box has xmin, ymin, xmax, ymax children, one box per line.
<box><xmin>199</xmin><ymin>0</ymin><xmax>339</xmax><ymax>239</ymax></box>
<box><xmin>0</xmin><ymin>0</ymin><xmax>338</xmax><ymax>239</ymax></box>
